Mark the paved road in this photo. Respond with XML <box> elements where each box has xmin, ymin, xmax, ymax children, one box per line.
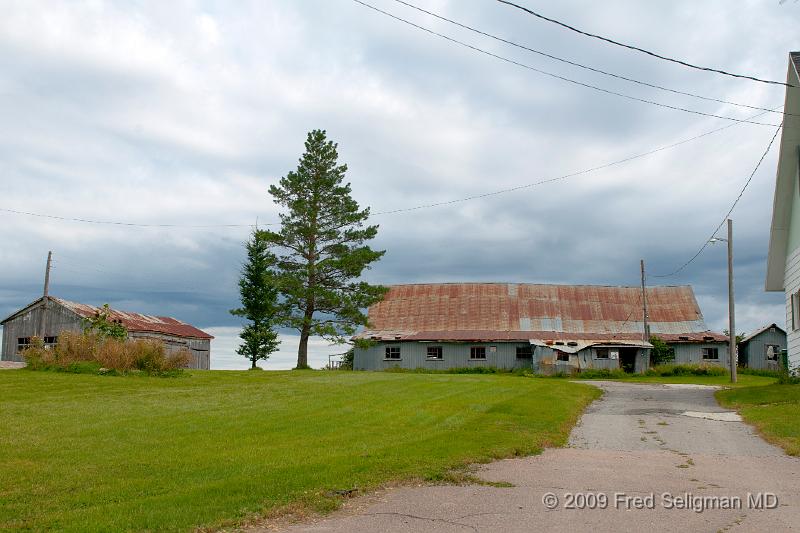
<box><xmin>264</xmin><ymin>381</ymin><xmax>800</xmax><ymax>533</ymax></box>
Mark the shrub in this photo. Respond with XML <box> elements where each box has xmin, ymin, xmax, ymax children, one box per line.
<box><xmin>575</xmin><ymin>368</ymin><xmax>628</xmax><ymax>379</ymax></box>
<box><xmin>22</xmin><ymin>332</ymin><xmax>189</xmax><ymax>376</ymax></box>
<box><xmin>738</xmin><ymin>368</ymin><xmax>783</xmax><ymax>378</ymax></box>
<box><xmin>645</xmin><ymin>363</ymin><xmax>727</xmax><ymax>377</ymax></box>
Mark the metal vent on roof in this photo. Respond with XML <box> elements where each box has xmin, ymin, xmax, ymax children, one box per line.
<box><xmin>567</xmin><ymin>341</ymin><xmax>578</xmax><ymax>346</ymax></box>
<box><xmin>555</xmin><ymin>341</ymin><xmax>565</xmax><ymax>346</ymax></box>
<box><xmin>679</xmin><ymin>336</ymin><xmax>689</xmax><ymax>341</ymax></box>
<box><xmin>703</xmin><ymin>336</ymin><xmax>714</xmax><ymax>341</ymax></box>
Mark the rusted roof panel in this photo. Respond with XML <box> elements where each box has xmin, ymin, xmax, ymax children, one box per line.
<box><xmin>359</xmin><ymin>283</ymin><xmax>722</xmax><ymax>342</ymax></box>
<box><xmin>52</xmin><ymin>297</ymin><xmax>213</xmax><ymax>340</ymax></box>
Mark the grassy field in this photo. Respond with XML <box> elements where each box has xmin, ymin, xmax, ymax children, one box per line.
<box><xmin>0</xmin><ymin>370</ymin><xmax>599</xmax><ymax>532</ymax></box>
<box><xmin>717</xmin><ymin>383</ymin><xmax>800</xmax><ymax>456</ymax></box>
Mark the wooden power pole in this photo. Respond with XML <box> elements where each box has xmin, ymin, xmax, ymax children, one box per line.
<box><xmin>39</xmin><ymin>251</ymin><xmax>52</xmax><ymax>338</ymax></box>
<box><xmin>727</xmin><ymin>219</ymin><xmax>737</xmax><ymax>383</ymax></box>
<box><xmin>640</xmin><ymin>260</ymin><xmax>649</xmax><ymax>343</ymax></box>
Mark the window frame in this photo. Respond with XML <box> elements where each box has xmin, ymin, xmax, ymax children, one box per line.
<box><xmin>515</xmin><ymin>345</ymin><xmax>533</xmax><ymax>359</ymax></box>
<box><xmin>765</xmin><ymin>344</ymin><xmax>781</xmax><ymax>361</ymax></box>
<box><xmin>595</xmin><ymin>348</ymin><xmax>610</xmax><ymax>359</ymax></box>
<box><xmin>701</xmin><ymin>347</ymin><xmax>719</xmax><ymax>360</ymax></box>
<box><xmin>384</xmin><ymin>345</ymin><xmax>401</xmax><ymax>360</ymax></box>
<box><xmin>556</xmin><ymin>350</ymin><xmax>570</xmax><ymax>362</ymax></box>
<box><xmin>426</xmin><ymin>346</ymin><xmax>443</xmax><ymax>360</ymax></box>
<box><xmin>469</xmin><ymin>346</ymin><xmax>487</xmax><ymax>360</ymax></box>
<box><xmin>16</xmin><ymin>337</ymin><xmax>31</xmax><ymax>353</ymax></box>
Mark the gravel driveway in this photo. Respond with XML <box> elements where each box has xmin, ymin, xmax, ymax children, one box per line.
<box><xmin>264</xmin><ymin>381</ymin><xmax>800</xmax><ymax>533</ymax></box>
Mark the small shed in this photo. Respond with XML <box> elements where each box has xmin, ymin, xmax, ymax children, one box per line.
<box><xmin>738</xmin><ymin>324</ymin><xmax>787</xmax><ymax>371</ymax></box>
<box><xmin>0</xmin><ymin>296</ymin><xmax>213</xmax><ymax>369</ymax></box>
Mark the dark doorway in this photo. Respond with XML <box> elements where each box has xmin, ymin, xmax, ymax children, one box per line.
<box><xmin>619</xmin><ymin>348</ymin><xmax>638</xmax><ymax>373</ymax></box>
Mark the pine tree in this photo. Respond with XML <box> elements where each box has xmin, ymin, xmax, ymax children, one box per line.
<box><xmin>264</xmin><ymin>129</ymin><xmax>387</xmax><ymax>369</ymax></box>
<box><xmin>230</xmin><ymin>230</ymin><xmax>281</xmax><ymax>369</ymax></box>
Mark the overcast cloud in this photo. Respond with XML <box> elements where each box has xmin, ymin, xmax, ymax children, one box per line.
<box><xmin>0</xmin><ymin>0</ymin><xmax>795</xmax><ymax>369</ymax></box>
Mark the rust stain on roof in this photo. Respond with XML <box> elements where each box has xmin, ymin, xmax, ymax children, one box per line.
<box><xmin>359</xmin><ymin>283</ymin><xmax>721</xmax><ymax>342</ymax></box>
<box><xmin>52</xmin><ymin>297</ymin><xmax>213</xmax><ymax>340</ymax></box>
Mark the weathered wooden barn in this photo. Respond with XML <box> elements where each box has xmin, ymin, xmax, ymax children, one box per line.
<box><xmin>738</xmin><ymin>323</ymin><xmax>787</xmax><ymax>371</ymax></box>
<box><xmin>0</xmin><ymin>296</ymin><xmax>213</xmax><ymax>369</ymax></box>
<box><xmin>353</xmin><ymin>283</ymin><xmax>729</xmax><ymax>373</ymax></box>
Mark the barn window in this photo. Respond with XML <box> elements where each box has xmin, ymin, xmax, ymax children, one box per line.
<box><xmin>385</xmin><ymin>346</ymin><xmax>401</xmax><ymax>360</ymax></box>
<box><xmin>516</xmin><ymin>346</ymin><xmax>532</xmax><ymax>359</ymax></box>
<box><xmin>427</xmin><ymin>346</ymin><xmax>443</xmax><ymax>359</ymax></box>
<box><xmin>470</xmin><ymin>346</ymin><xmax>486</xmax><ymax>359</ymax></box>
<box><xmin>556</xmin><ymin>351</ymin><xmax>570</xmax><ymax>362</ymax></box>
<box><xmin>595</xmin><ymin>348</ymin><xmax>609</xmax><ymax>359</ymax></box>
<box><xmin>702</xmin><ymin>347</ymin><xmax>719</xmax><ymax>360</ymax></box>
<box><xmin>765</xmin><ymin>344</ymin><xmax>780</xmax><ymax>361</ymax></box>
<box><xmin>44</xmin><ymin>336</ymin><xmax>58</xmax><ymax>347</ymax></box>
<box><xmin>16</xmin><ymin>337</ymin><xmax>31</xmax><ymax>353</ymax></box>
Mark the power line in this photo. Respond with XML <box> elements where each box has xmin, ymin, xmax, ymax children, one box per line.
<box><xmin>392</xmin><ymin>0</ymin><xmax>792</xmax><ymax>117</ymax></box>
<box><xmin>652</xmin><ymin>123</ymin><xmax>783</xmax><ymax>278</ymax></box>
<box><xmin>372</xmin><ymin>107</ymin><xmax>777</xmax><ymax>216</ymax></box>
<box><xmin>0</xmin><ymin>107</ymin><xmax>781</xmax><ymax>227</ymax></box>
<box><xmin>0</xmin><ymin>207</ymin><xmax>274</xmax><ymax>228</ymax></box>
<box><xmin>496</xmin><ymin>0</ymin><xmax>795</xmax><ymax>89</ymax></box>
<box><xmin>351</xmin><ymin>0</ymin><xmax>780</xmax><ymax>126</ymax></box>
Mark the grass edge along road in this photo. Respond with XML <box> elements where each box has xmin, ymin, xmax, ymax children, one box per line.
<box><xmin>0</xmin><ymin>370</ymin><xmax>600</xmax><ymax>532</ymax></box>
<box><xmin>717</xmin><ymin>383</ymin><xmax>800</xmax><ymax>456</ymax></box>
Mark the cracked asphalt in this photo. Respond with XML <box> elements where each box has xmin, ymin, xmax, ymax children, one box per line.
<box><xmin>261</xmin><ymin>381</ymin><xmax>800</xmax><ymax>532</ymax></box>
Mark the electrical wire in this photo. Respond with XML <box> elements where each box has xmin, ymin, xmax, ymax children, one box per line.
<box><xmin>0</xmin><ymin>207</ymin><xmax>274</xmax><ymax>228</ymax></box>
<box><xmin>392</xmin><ymin>0</ymin><xmax>792</xmax><ymax>117</ymax></box>
<box><xmin>371</xmin><ymin>107</ymin><xmax>778</xmax><ymax>216</ymax></box>
<box><xmin>496</xmin><ymin>0</ymin><xmax>796</xmax><ymax>88</ymax></box>
<box><xmin>652</xmin><ymin>123</ymin><xmax>783</xmax><ymax>278</ymax></box>
<box><xmin>351</xmin><ymin>0</ymin><xmax>780</xmax><ymax>126</ymax></box>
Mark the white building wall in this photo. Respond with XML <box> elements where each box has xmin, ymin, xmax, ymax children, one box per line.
<box><xmin>785</xmin><ymin>246</ymin><xmax>800</xmax><ymax>371</ymax></box>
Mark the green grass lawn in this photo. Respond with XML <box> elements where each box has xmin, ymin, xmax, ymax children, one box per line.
<box><xmin>0</xmin><ymin>370</ymin><xmax>599</xmax><ymax>532</ymax></box>
<box><xmin>716</xmin><ymin>383</ymin><xmax>800</xmax><ymax>456</ymax></box>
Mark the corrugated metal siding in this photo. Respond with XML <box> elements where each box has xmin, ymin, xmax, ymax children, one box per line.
<box><xmin>739</xmin><ymin>327</ymin><xmax>786</xmax><ymax>370</ymax></box>
<box><xmin>1</xmin><ymin>302</ymin><xmax>84</xmax><ymax>362</ymax></box>
<box><xmin>786</xmin><ymin>246</ymin><xmax>800</xmax><ymax>370</ymax></box>
<box><xmin>354</xmin><ymin>341</ymin><xmax>531</xmax><ymax>371</ymax></box>
<box><xmin>1</xmin><ymin>301</ymin><xmax>210</xmax><ymax>369</ymax></box>
<box><xmin>670</xmin><ymin>342</ymin><xmax>729</xmax><ymax>367</ymax></box>
<box><xmin>360</xmin><ymin>283</ymin><xmax>715</xmax><ymax>341</ymax></box>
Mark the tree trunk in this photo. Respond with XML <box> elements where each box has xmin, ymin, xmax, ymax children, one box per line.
<box><xmin>297</xmin><ymin>326</ymin><xmax>310</xmax><ymax>368</ymax></box>
<box><xmin>251</xmin><ymin>357</ymin><xmax>257</xmax><ymax>369</ymax></box>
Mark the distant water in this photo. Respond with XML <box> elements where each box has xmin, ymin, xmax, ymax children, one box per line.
<box><xmin>203</xmin><ymin>327</ymin><xmax>346</xmax><ymax>370</ymax></box>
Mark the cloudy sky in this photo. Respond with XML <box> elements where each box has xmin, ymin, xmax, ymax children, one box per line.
<box><xmin>0</xmin><ymin>0</ymin><xmax>796</xmax><ymax>369</ymax></box>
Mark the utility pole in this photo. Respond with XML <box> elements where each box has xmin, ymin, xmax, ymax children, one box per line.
<box><xmin>641</xmin><ymin>259</ymin><xmax>650</xmax><ymax>371</ymax></box>
<box><xmin>727</xmin><ymin>219</ymin><xmax>737</xmax><ymax>383</ymax></box>
<box><xmin>39</xmin><ymin>251</ymin><xmax>53</xmax><ymax>339</ymax></box>
<box><xmin>640</xmin><ymin>260</ymin><xmax>649</xmax><ymax>343</ymax></box>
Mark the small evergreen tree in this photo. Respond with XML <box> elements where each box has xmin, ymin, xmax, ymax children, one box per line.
<box><xmin>264</xmin><ymin>129</ymin><xmax>387</xmax><ymax>369</ymax></box>
<box><xmin>231</xmin><ymin>230</ymin><xmax>281</xmax><ymax>369</ymax></box>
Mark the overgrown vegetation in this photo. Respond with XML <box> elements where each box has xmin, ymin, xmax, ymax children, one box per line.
<box><xmin>717</xmin><ymin>384</ymin><xmax>800</xmax><ymax>456</ymax></box>
<box><xmin>83</xmin><ymin>303</ymin><xmax>128</xmax><ymax>340</ymax></box>
<box><xmin>644</xmin><ymin>363</ymin><xmax>727</xmax><ymax>377</ymax></box>
<box><xmin>573</xmin><ymin>368</ymin><xmax>628</xmax><ymax>379</ymax></box>
<box><xmin>648</xmin><ymin>335</ymin><xmax>675</xmax><ymax>365</ymax></box>
<box><xmin>0</xmin><ymin>370</ymin><xmax>599</xmax><ymax>531</ymax></box>
<box><xmin>21</xmin><ymin>331</ymin><xmax>190</xmax><ymax>376</ymax></box>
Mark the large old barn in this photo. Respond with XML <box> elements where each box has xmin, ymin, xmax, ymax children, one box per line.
<box><xmin>354</xmin><ymin>283</ymin><xmax>729</xmax><ymax>373</ymax></box>
<box><xmin>1</xmin><ymin>296</ymin><xmax>213</xmax><ymax>369</ymax></box>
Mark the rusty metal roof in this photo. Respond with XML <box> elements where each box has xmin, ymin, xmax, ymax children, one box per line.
<box><xmin>357</xmin><ymin>283</ymin><xmax>722</xmax><ymax>343</ymax></box>
<box><xmin>51</xmin><ymin>297</ymin><xmax>213</xmax><ymax>340</ymax></box>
